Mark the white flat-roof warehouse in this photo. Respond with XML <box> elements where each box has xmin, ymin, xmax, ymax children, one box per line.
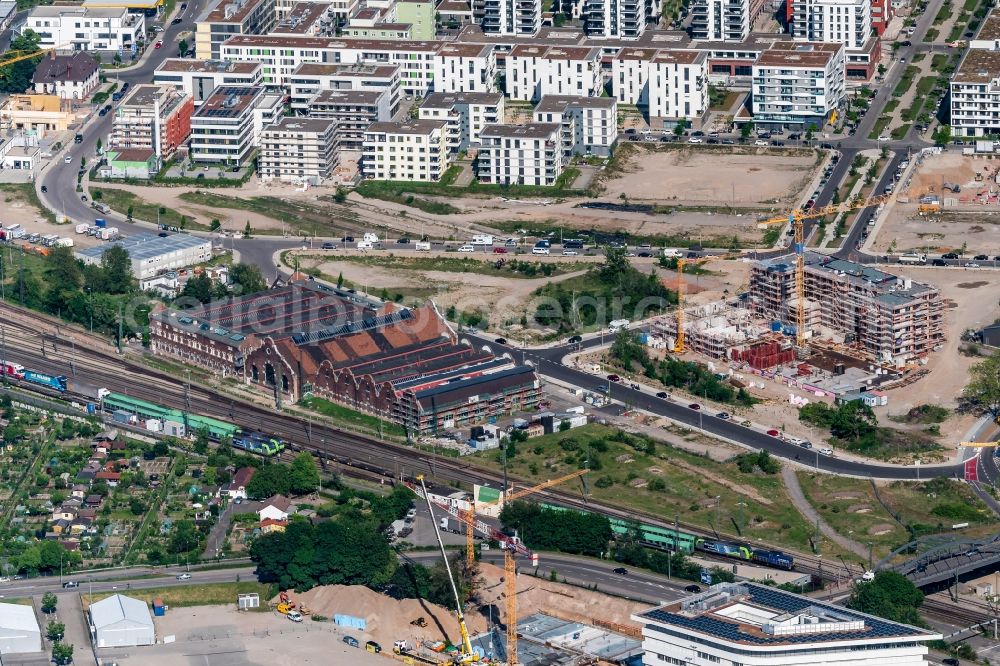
<box><xmin>0</xmin><ymin>602</ymin><xmax>41</xmax><ymax>654</ymax></box>
<box><xmin>90</xmin><ymin>594</ymin><xmax>155</xmax><ymax>648</ymax></box>
<box><xmin>75</xmin><ymin>234</ymin><xmax>213</xmax><ymax>280</ymax></box>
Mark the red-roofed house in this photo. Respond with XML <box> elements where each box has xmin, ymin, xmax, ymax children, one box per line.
<box><xmin>260</xmin><ymin>518</ymin><xmax>287</xmax><ymax>534</ymax></box>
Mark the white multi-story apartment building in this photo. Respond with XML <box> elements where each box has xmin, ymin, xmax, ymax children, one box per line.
<box><xmin>362</xmin><ymin>120</ymin><xmax>450</xmax><ymax>181</ymax></box>
<box><xmin>434</xmin><ymin>43</ymin><xmax>498</xmax><ymax>93</ymax></box>
<box><xmin>189</xmin><ymin>85</ymin><xmax>283</xmax><ymax>165</ymax></box>
<box><xmin>289</xmin><ymin>62</ymin><xmax>400</xmax><ymax>114</ymax></box>
<box><xmin>274</xmin><ymin>0</ymin><xmax>357</xmax><ymax>20</ymax></box>
<box><xmin>751</xmin><ymin>41</ymin><xmax>845</xmax><ymax>130</ymax></box>
<box><xmin>418</xmin><ymin>91</ymin><xmax>504</xmax><ymax>153</ymax></box>
<box><xmin>153</xmin><ymin>59</ymin><xmax>263</xmax><ymax>106</ymax></box>
<box><xmin>583</xmin><ymin>0</ymin><xmax>646</xmax><ymax>39</ymax></box>
<box><xmin>20</xmin><ymin>6</ymin><xmax>145</xmax><ymax>51</ymax></box>
<box><xmin>792</xmin><ymin>0</ymin><xmax>871</xmax><ymax>49</ymax></box>
<box><xmin>634</xmin><ymin>583</ymin><xmax>940</xmax><ymax>666</ymax></box>
<box><xmin>306</xmin><ymin>88</ymin><xmax>392</xmax><ymax>149</ymax></box>
<box><xmin>613</xmin><ymin>47</ymin><xmax>708</xmax><ymax>124</ymax></box>
<box><xmin>478</xmin><ymin>123</ymin><xmax>563</xmax><ymax>186</ymax></box>
<box><xmin>533</xmin><ymin>95</ymin><xmax>617</xmax><ymax>157</ymax></box>
<box><xmin>111</xmin><ymin>85</ymin><xmax>194</xmax><ymax>159</ymax></box>
<box><xmin>195</xmin><ymin>0</ymin><xmax>276</xmax><ymax>60</ymax></box>
<box><xmin>259</xmin><ymin>117</ymin><xmax>338</xmax><ymax>184</ymax></box>
<box><xmin>505</xmin><ymin>45</ymin><xmax>602</xmax><ymax>102</ymax></box>
<box><xmin>272</xmin><ymin>2</ymin><xmax>337</xmax><ymax>36</ymax></box>
<box><xmin>950</xmin><ymin>45</ymin><xmax>1000</xmax><ymax>136</ymax></box>
<box><xmin>689</xmin><ymin>0</ymin><xmax>759</xmax><ymax>41</ymax></box>
<box><xmin>480</xmin><ymin>0</ymin><xmax>541</xmax><ymax>36</ymax></box>
<box><xmin>219</xmin><ymin>35</ymin><xmax>439</xmax><ymax>95</ymax></box>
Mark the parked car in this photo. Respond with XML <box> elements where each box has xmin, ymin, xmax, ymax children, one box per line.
<box><xmin>754</xmin><ymin>139</ymin><xmax>768</xmax><ymax>146</ymax></box>
<box><xmin>176</xmin><ymin>573</ymin><xmax>192</xmax><ymax>580</ymax></box>
<box><xmin>688</xmin><ymin>137</ymin><xmax>703</xmax><ymax>144</ymax></box>
<box><xmin>563</xmin><ymin>249</ymin><xmax>578</xmax><ymax>256</ymax></box>
<box><xmin>343</xmin><ymin>636</ymin><xmax>359</xmax><ymax>648</ymax></box>
<box><xmin>656</xmin><ymin>391</ymin><xmax>669</xmax><ymax>399</ymax></box>
<box><xmin>494</xmin><ymin>338</ymin><xmax>508</xmax><ymax>345</ymax></box>
<box><xmin>688</xmin><ymin>403</ymin><xmax>701</xmax><ymax>410</ymax></box>
<box><xmin>154</xmin><ymin>40</ymin><xmax>163</xmax><ymax>48</ymax></box>
<box><xmin>942</xmin><ymin>252</ymin><xmax>959</xmax><ymax>259</ymax></box>
<box><xmin>457</xmin><ymin>245</ymin><xmax>475</xmax><ymax>252</ymax></box>
<box><xmin>397</xmin><ymin>237</ymin><xmax>411</xmax><ymax>244</ymax></box>
<box><xmin>172</xmin><ymin>16</ymin><xmax>182</xmax><ymax>23</ymax></box>
<box><xmin>613</xmin><ymin>567</ymin><xmax>628</xmax><ymax>575</ymax></box>
<box><xmin>40</xmin><ymin>185</ymin><xmax>47</xmax><ymax>193</ymax></box>
<box><xmin>931</xmin><ymin>259</ymin><xmax>946</xmax><ymax>266</ymax></box>
<box><xmin>607</xmin><ymin>374</ymin><xmax>621</xmax><ymax>382</ymax></box>
<box><xmin>716</xmin><ymin>412</ymin><xmax>730</xmax><ymax>420</ymax></box>
<box><xmin>493</xmin><ymin>247</ymin><xmax>508</xmax><ymax>254</ymax></box>
<box><xmin>966</xmin><ymin>262</ymin><xmax>981</xmax><ymax>268</ymax></box>
<box><xmin>568</xmin><ymin>335</ymin><xmax>583</xmax><ymax>344</ymax></box>
<box><xmin>766</xmin><ymin>429</ymin><xmax>780</xmax><ymax>437</ymax></box>
<box><xmin>62</xmin><ymin>581</ymin><xmax>78</xmax><ymax>588</ymax></box>
<box><xmin>974</xmin><ymin>254</ymin><xmax>989</xmax><ymax>260</ymax></box>
<box><xmin>684</xmin><ymin>585</ymin><xmax>701</xmax><ymax>593</ymax></box>
<box><xmin>321</xmin><ymin>241</ymin><xmax>337</xmax><ymax>249</ymax></box>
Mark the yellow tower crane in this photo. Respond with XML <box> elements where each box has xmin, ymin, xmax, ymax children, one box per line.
<box><xmin>755</xmin><ymin>193</ymin><xmax>895</xmax><ymax>348</ymax></box>
<box><xmin>672</xmin><ymin>253</ymin><xmax>740</xmax><ymax>354</ymax></box>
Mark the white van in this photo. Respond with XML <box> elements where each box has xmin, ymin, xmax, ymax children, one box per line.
<box><xmin>531</xmin><ymin>247</ymin><xmax>550</xmax><ymax>255</ymax></box>
<box><xmin>662</xmin><ymin>248</ymin><xmax>683</xmax><ymax>258</ymax></box>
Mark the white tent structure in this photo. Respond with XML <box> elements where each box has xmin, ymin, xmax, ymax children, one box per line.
<box><xmin>90</xmin><ymin>594</ymin><xmax>154</xmax><ymax>647</ymax></box>
<box><xmin>0</xmin><ymin>602</ymin><xmax>41</xmax><ymax>654</ymax></box>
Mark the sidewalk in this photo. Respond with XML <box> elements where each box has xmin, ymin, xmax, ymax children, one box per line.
<box><xmin>780</xmin><ymin>466</ymin><xmax>870</xmax><ymax>560</ymax></box>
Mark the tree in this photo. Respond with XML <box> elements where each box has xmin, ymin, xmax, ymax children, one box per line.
<box><xmin>336</xmin><ymin>272</ymin><xmax>344</xmax><ymax>288</ymax></box>
<box><xmin>210</xmin><ymin>219</ymin><xmax>221</xmax><ymax>232</ymax></box>
<box><xmin>229</xmin><ymin>263</ymin><xmax>267</xmax><ymax>295</ymax></box>
<box><xmin>100</xmin><ymin>245</ymin><xmax>133</xmax><ymax>294</ymax></box>
<box><xmin>246</xmin><ymin>463</ymin><xmax>289</xmax><ymax>499</ymax></box>
<box><xmin>51</xmin><ymin>642</ymin><xmax>73</xmax><ymax>665</ymax></box>
<box><xmin>168</xmin><ymin>519</ymin><xmax>200</xmax><ymax>553</ymax></box>
<box><xmin>500</xmin><ymin>501</ymin><xmax>612</xmax><ymax>557</ymax></box>
<box><xmin>673</xmin><ymin>119</ymin><xmax>689</xmax><ymax>137</ymax></box>
<box><xmin>289</xmin><ymin>452</ymin><xmax>320</xmax><ymax>495</ymax></box>
<box><xmin>243</xmin><ymin>221</ymin><xmax>252</xmax><ymax>239</ymax></box>
<box><xmin>963</xmin><ymin>353</ymin><xmax>1000</xmax><ymax>418</ymax></box>
<box><xmin>178</xmin><ymin>38</ymin><xmax>189</xmax><ymax>56</ymax></box>
<box><xmin>334</xmin><ymin>187</ymin><xmax>348</xmax><ymax>203</ymax></box>
<box><xmin>129</xmin><ymin>497</ymin><xmax>145</xmax><ymax>515</ymax></box>
<box><xmin>46</xmin><ymin>621</ymin><xmax>65</xmax><ymax>641</ymax></box>
<box><xmin>193</xmin><ymin>428</ymin><xmax>210</xmax><ymax>454</ymax></box>
<box><xmin>41</xmin><ymin>592</ymin><xmax>57</xmax><ymax>614</ymax></box>
<box><xmin>805</xmin><ymin>124</ymin><xmax>817</xmax><ymax>142</ymax></box>
<box><xmin>932</xmin><ymin>124</ymin><xmax>952</xmax><ymax>145</ymax></box>
<box><xmin>179</xmin><ymin>273</ymin><xmax>213</xmax><ymax>304</ymax></box>
<box><xmin>740</xmin><ymin>122</ymin><xmax>754</xmax><ymax>140</ymax></box>
<box><xmin>0</xmin><ymin>30</ymin><xmax>43</xmax><ymax>94</ymax></box>
<box><xmin>847</xmin><ymin>571</ymin><xmax>924</xmax><ymax>626</ymax></box>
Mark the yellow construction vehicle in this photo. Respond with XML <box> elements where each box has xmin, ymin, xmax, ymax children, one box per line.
<box><xmin>960</xmin><ymin>441</ymin><xmax>999</xmax><ymax>448</ymax></box>
<box><xmin>918</xmin><ymin>202</ymin><xmax>941</xmax><ymax>214</ymax></box>
<box><xmin>275</xmin><ymin>603</ymin><xmax>293</xmax><ymax>614</ymax></box>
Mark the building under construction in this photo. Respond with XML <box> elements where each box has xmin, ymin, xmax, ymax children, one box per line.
<box><xmin>749</xmin><ymin>252</ymin><xmax>944</xmax><ymax>366</ymax></box>
<box><xmin>651</xmin><ymin>301</ymin><xmax>775</xmax><ymax>360</ymax></box>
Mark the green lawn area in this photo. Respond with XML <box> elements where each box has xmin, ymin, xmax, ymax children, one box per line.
<box><xmin>0</xmin><ymin>183</ymin><xmax>58</xmax><ymax>225</ymax></box>
<box><xmin>868</xmin><ymin>116</ymin><xmax>892</xmax><ymax>140</ymax></box>
<box><xmin>296</xmin><ymin>253</ymin><xmax>589</xmax><ymax>279</ymax></box>
<box><xmin>91</xmin><ymin>188</ymin><xmax>208</xmax><ymax>231</ymax></box>
<box><xmin>933</xmin><ymin>3</ymin><xmax>952</xmax><ymax>24</ymax></box>
<box><xmin>911</xmin><ymin>53</ymin><xmax>926</xmax><ymax>63</ymax></box>
<box><xmin>355</xmin><ymin>165</ymin><xmax>583</xmax><ymax>202</ymax></box>
<box><xmin>892</xmin><ymin>66</ymin><xmax>920</xmax><ymax>97</ymax></box>
<box><xmin>946</xmin><ymin>21</ymin><xmax>966</xmax><ymax>42</ymax></box>
<box><xmin>924</xmin><ymin>27</ymin><xmax>940</xmax><ymax>42</ymax></box>
<box><xmin>83</xmin><ymin>582</ymin><xmax>273</xmax><ymax>609</ymax></box>
<box><xmin>299</xmin><ymin>396</ymin><xmax>407</xmax><ymax>439</ymax></box>
<box><xmin>891</xmin><ymin>124</ymin><xmax>911</xmax><ymax>140</ymax></box>
<box><xmin>467</xmin><ymin>424</ymin><xmax>839</xmax><ymax>557</ymax></box>
<box><xmin>178</xmin><ymin>191</ymin><xmax>361</xmax><ymax>236</ymax></box>
<box><xmin>931</xmin><ymin>54</ymin><xmax>950</xmax><ymax>70</ymax></box>
<box><xmin>883</xmin><ymin>100</ymin><xmax>900</xmax><ymax>114</ymax></box>
<box><xmin>489</xmin><ymin>218</ymin><xmax>755</xmax><ymax>250</ymax></box>
<box><xmin>964</xmin><ymin>0</ymin><xmax>978</xmax><ymax>9</ymax></box>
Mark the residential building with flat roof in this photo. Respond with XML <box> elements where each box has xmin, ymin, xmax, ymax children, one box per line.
<box><xmin>613</xmin><ymin>47</ymin><xmax>708</xmax><ymax>124</ymax></box>
<box><xmin>481</xmin><ymin>0</ymin><xmax>541</xmax><ymax>35</ymax></box>
<box><xmin>195</xmin><ymin>0</ymin><xmax>275</xmax><ymax>59</ymax></box>
<box><xmin>433</xmin><ymin>43</ymin><xmax>498</xmax><ymax>93</ymax></box>
<box><xmin>689</xmin><ymin>0</ymin><xmax>760</xmax><ymax>42</ymax></box>
<box><xmin>418</xmin><ymin>91</ymin><xmax>504</xmax><ymax>153</ymax></box>
<box><xmin>362</xmin><ymin>120</ymin><xmax>450</xmax><ymax>181</ymax></box>
<box><xmin>112</xmin><ymin>84</ymin><xmax>194</xmax><ymax>159</ymax></box>
<box><xmin>477</xmin><ymin>123</ymin><xmax>563</xmax><ymax>185</ymax></box>
<box><xmin>343</xmin><ymin>6</ymin><xmax>414</xmax><ymax>39</ymax></box>
<box><xmin>218</xmin><ymin>35</ymin><xmax>440</xmax><ymax>95</ymax></box>
<box><xmin>306</xmin><ymin>88</ymin><xmax>391</xmax><ymax>149</ymax></box>
<box><xmin>951</xmin><ymin>43</ymin><xmax>1000</xmax><ymax>136</ymax></box>
<box><xmin>635</xmin><ymin>582</ymin><xmax>940</xmax><ymax>666</ymax></box>
<box><xmin>751</xmin><ymin>41</ymin><xmax>845</xmax><ymax>130</ymax></box>
<box><xmin>749</xmin><ymin>251</ymin><xmax>944</xmax><ymax>365</ymax></box>
<box><xmin>189</xmin><ymin>85</ymin><xmax>282</xmax><ymax>164</ymax></box>
<box><xmin>76</xmin><ymin>233</ymin><xmax>213</xmax><ymax>280</ymax></box>
<box><xmin>274</xmin><ymin>0</ymin><xmax>356</xmax><ymax>19</ymax></box>
<box><xmin>396</xmin><ymin>0</ymin><xmax>435</xmax><ymax>39</ymax></box>
<box><xmin>534</xmin><ymin>95</ymin><xmax>616</xmax><ymax>157</ymax></box>
<box><xmin>583</xmin><ymin>0</ymin><xmax>645</xmax><ymax>39</ymax></box>
<box><xmin>259</xmin><ymin>116</ymin><xmax>338</xmax><ymax>184</ymax></box>
<box><xmin>32</xmin><ymin>52</ymin><xmax>100</xmax><ymax>101</ymax></box>
<box><xmin>20</xmin><ymin>6</ymin><xmax>145</xmax><ymax>51</ymax></box>
<box><xmin>289</xmin><ymin>62</ymin><xmax>400</xmax><ymax>114</ymax></box>
<box><xmin>505</xmin><ymin>44</ymin><xmax>602</xmax><ymax>101</ymax></box>
<box><xmin>792</xmin><ymin>0</ymin><xmax>871</xmax><ymax>49</ymax></box>
<box><xmin>153</xmin><ymin>59</ymin><xmax>264</xmax><ymax>106</ymax></box>
<box><xmin>968</xmin><ymin>7</ymin><xmax>1000</xmax><ymax>48</ymax></box>
<box><xmin>272</xmin><ymin>1</ymin><xmax>336</xmax><ymax>35</ymax></box>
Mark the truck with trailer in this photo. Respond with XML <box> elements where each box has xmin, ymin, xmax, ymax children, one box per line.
<box><xmin>898</xmin><ymin>253</ymin><xmax>927</xmax><ymax>264</ymax></box>
<box><xmin>471</xmin><ymin>234</ymin><xmax>494</xmax><ymax>246</ymax></box>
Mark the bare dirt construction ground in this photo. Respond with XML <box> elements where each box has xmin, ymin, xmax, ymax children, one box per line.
<box><xmin>0</xmin><ymin>186</ymin><xmax>103</xmax><ymax>249</ymax></box>
<box><xmin>97</xmin><ymin>604</ymin><xmax>397</xmax><ymax>666</ymax></box>
<box><xmin>874</xmin><ymin>152</ymin><xmax>1000</xmax><ymax>255</ymax></box>
<box><xmin>597</xmin><ymin>145</ymin><xmax>820</xmax><ymax>207</ymax></box>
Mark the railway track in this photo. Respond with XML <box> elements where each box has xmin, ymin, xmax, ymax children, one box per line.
<box><xmin>0</xmin><ymin>304</ymin><xmax>849</xmax><ymax>579</ymax></box>
<box><xmin>922</xmin><ymin>596</ymin><xmax>994</xmax><ymax>627</ymax></box>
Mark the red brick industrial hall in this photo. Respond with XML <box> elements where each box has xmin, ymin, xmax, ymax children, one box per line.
<box><xmin>150</xmin><ymin>281</ymin><xmax>540</xmax><ymax>434</ymax></box>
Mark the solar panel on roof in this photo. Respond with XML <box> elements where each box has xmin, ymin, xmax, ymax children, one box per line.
<box><xmin>292</xmin><ymin>309</ymin><xmax>414</xmax><ymax>345</ymax></box>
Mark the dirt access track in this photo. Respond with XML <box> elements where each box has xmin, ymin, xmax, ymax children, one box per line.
<box><xmin>597</xmin><ymin>144</ymin><xmax>821</xmax><ymax>207</ymax></box>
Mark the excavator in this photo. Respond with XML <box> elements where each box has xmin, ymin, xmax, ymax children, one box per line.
<box><xmin>417</xmin><ymin>475</ymin><xmax>480</xmax><ymax>665</ymax></box>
